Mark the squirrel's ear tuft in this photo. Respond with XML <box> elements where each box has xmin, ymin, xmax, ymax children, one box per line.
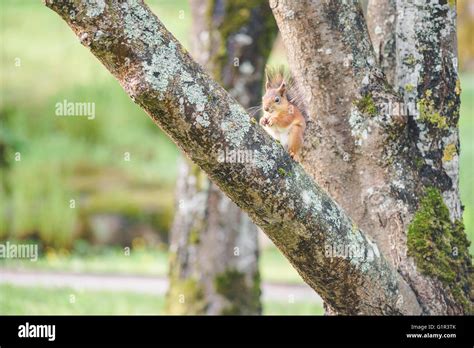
<box><xmin>265</xmin><ymin>71</ymin><xmax>271</xmax><ymax>90</ymax></box>
<box><xmin>277</xmin><ymin>81</ymin><xmax>286</xmax><ymax>96</ymax></box>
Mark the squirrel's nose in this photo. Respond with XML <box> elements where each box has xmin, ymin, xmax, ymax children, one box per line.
<box><xmin>264</xmin><ymin>106</ymin><xmax>269</xmax><ymax>112</ymax></box>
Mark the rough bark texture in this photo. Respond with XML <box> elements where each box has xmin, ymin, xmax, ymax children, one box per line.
<box><xmin>45</xmin><ymin>0</ymin><xmax>423</xmax><ymax>315</ymax></box>
<box><xmin>366</xmin><ymin>0</ymin><xmax>397</xmax><ymax>85</ymax></box>
<box><xmin>167</xmin><ymin>0</ymin><xmax>276</xmax><ymax>315</ymax></box>
<box><xmin>272</xmin><ymin>0</ymin><xmax>472</xmax><ymax>314</ymax></box>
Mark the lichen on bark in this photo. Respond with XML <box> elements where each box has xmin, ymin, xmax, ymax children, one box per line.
<box><xmin>442</xmin><ymin>143</ymin><xmax>457</xmax><ymax>162</ymax></box>
<box><xmin>417</xmin><ymin>90</ymin><xmax>448</xmax><ymax>130</ymax></box>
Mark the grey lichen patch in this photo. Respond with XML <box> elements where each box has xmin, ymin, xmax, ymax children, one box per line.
<box><xmin>348</xmin><ymin>233</ymin><xmax>383</xmax><ymax>274</ymax></box>
<box><xmin>94</xmin><ymin>30</ymin><xmax>105</xmax><ymax>41</ymax></box>
<box><xmin>182</xmin><ymin>82</ymin><xmax>207</xmax><ymax>112</ymax></box>
<box><xmin>366</xmin><ymin>238</ymin><xmax>381</xmax><ymax>259</ymax></box>
<box><xmin>316</xmin><ymin>193</ymin><xmax>384</xmax><ymax>274</ymax></box>
<box><xmin>324</xmin><ymin>202</ymin><xmax>345</xmax><ymax>235</ymax></box>
<box><xmin>349</xmin><ymin>107</ymin><xmax>370</xmax><ymax>146</ymax></box>
<box><xmin>254</xmin><ymin>145</ymin><xmax>275</xmax><ymax>175</ymax></box>
<box><xmin>349</xmin><ymin>107</ymin><xmax>364</xmax><ymax>130</ymax></box>
<box><xmin>196</xmin><ymin>113</ymin><xmax>210</xmax><ymax>128</ymax></box>
<box><xmin>220</xmin><ymin>103</ymin><xmax>250</xmax><ymax>147</ymax></box>
<box><xmin>85</xmin><ymin>0</ymin><xmax>105</xmax><ymax>17</ymax></box>
<box><xmin>143</xmin><ymin>42</ymin><xmax>179</xmax><ymax>93</ymax></box>
<box><xmin>301</xmin><ymin>190</ymin><xmax>322</xmax><ymax>215</ymax></box>
<box><xmin>141</xmin><ymin>37</ymin><xmax>208</xmax><ymax>115</ymax></box>
<box><xmin>122</xmin><ymin>1</ymin><xmax>161</xmax><ymax>43</ymax></box>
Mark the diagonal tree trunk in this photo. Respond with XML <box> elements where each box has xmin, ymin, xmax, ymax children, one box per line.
<box><xmin>166</xmin><ymin>0</ymin><xmax>277</xmax><ymax>315</ymax></box>
<box><xmin>45</xmin><ymin>0</ymin><xmax>472</xmax><ymax>314</ymax></box>
<box><xmin>271</xmin><ymin>0</ymin><xmax>472</xmax><ymax>314</ymax></box>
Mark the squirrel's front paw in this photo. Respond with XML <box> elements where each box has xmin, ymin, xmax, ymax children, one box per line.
<box><xmin>259</xmin><ymin>117</ymin><xmax>269</xmax><ymax>127</ymax></box>
<box><xmin>267</xmin><ymin>117</ymin><xmax>275</xmax><ymax>127</ymax></box>
<box><xmin>289</xmin><ymin>151</ymin><xmax>300</xmax><ymax>162</ymax></box>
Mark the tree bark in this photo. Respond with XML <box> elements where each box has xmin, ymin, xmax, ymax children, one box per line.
<box><xmin>167</xmin><ymin>0</ymin><xmax>276</xmax><ymax>315</ymax></box>
<box><xmin>272</xmin><ymin>0</ymin><xmax>472</xmax><ymax>314</ymax></box>
<box><xmin>366</xmin><ymin>0</ymin><xmax>396</xmax><ymax>85</ymax></box>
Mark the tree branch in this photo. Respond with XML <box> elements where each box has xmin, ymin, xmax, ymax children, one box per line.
<box><xmin>45</xmin><ymin>0</ymin><xmax>420</xmax><ymax>314</ymax></box>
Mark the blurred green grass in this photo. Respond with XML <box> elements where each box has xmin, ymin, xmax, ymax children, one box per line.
<box><xmin>1</xmin><ymin>0</ymin><xmax>184</xmax><ymax>245</ymax></box>
<box><xmin>1</xmin><ymin>245</ymin><xmax>304</xmax><ymax>284</ymax></box>
<box><xmin>1</xmin><ymin>246</ymin><xmax>170</xmax><ymax>277</ymax></box>
<box><xmin>0</xmin><ymin>283</ymin><xmax>166</xmax><ymax>315</ymax></box>
<box><xmin>0</xmin><ymin>283</ymin><xmax>323</xmax><ymax>315</ymax></box>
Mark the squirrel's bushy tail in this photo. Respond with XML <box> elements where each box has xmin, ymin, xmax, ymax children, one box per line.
<box><xmin>265</xmin><ymin>65</ymin><xmax>307</xmax><ymax>119</ymax></box>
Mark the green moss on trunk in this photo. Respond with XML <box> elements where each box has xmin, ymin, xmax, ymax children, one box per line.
<box><xmin>353</xmin><ymin>93</ymin><xmax>377</xmax><ymax>117</ymax></box>
<box><xmin>417</xmin><ymin>90</ymin><xmax>448</xmax><ymax>130</ymax></box>
<box><xmin>407</xmin><ymin>187</ymin><xmax>473</xmax><ymax>313</ymax></box>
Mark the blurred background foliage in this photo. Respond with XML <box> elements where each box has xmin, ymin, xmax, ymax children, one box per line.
<box><xmin>0</xmin><ymin>0</ymin><xmax>473</xmax><ymax>314</ymax></box>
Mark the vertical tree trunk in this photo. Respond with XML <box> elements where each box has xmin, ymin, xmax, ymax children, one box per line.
<box><xmin>391</xmin><ymin>0</ymin><xmax>469</xmax><ymax>314</ymax></box>
<box><xmin>166</xmin><ymin>0</ymin><xmax>277</xmax><ymax>315</ymax></box>
<box><xmin>366</xmin><ymin>0</ymin><xmax>396</xmax><ymax>85</ymax></box>
<box><xmin>272</xmin><ymin>0</ymin><xmax>472</xmax><ymax>314</ymax></box>
<box><xmin>367</xmin><ymin>0</ymin><xmax>472</xmax><ymax>314</ymax></box>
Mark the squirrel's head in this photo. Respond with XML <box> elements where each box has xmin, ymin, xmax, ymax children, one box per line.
<box><xmin>262</xmin><ymin>79</ymin><xmax>290</xmax><ymax>115</ymax></box>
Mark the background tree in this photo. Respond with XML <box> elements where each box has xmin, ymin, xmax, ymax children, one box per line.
<box><xmin>46</xmin><ymin>0</ymin><xmax>472</xmax><ymax>314</ymax></box>
<box><xmin>166</xmin><ymin>0</ymin><xmax>276</xmax><ymax>315</ymax></box>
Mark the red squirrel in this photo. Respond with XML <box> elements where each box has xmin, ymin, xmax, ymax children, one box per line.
<box><xmin>259</xmin><ymin>66</ymin><xmax>306</xmax><ymax>161</ymax></box>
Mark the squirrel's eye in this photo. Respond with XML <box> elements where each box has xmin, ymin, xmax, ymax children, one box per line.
<box><xmin>275</xmin><ymin>96</ymin><xmax>280</xmax><ymax>103</ymax></box>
